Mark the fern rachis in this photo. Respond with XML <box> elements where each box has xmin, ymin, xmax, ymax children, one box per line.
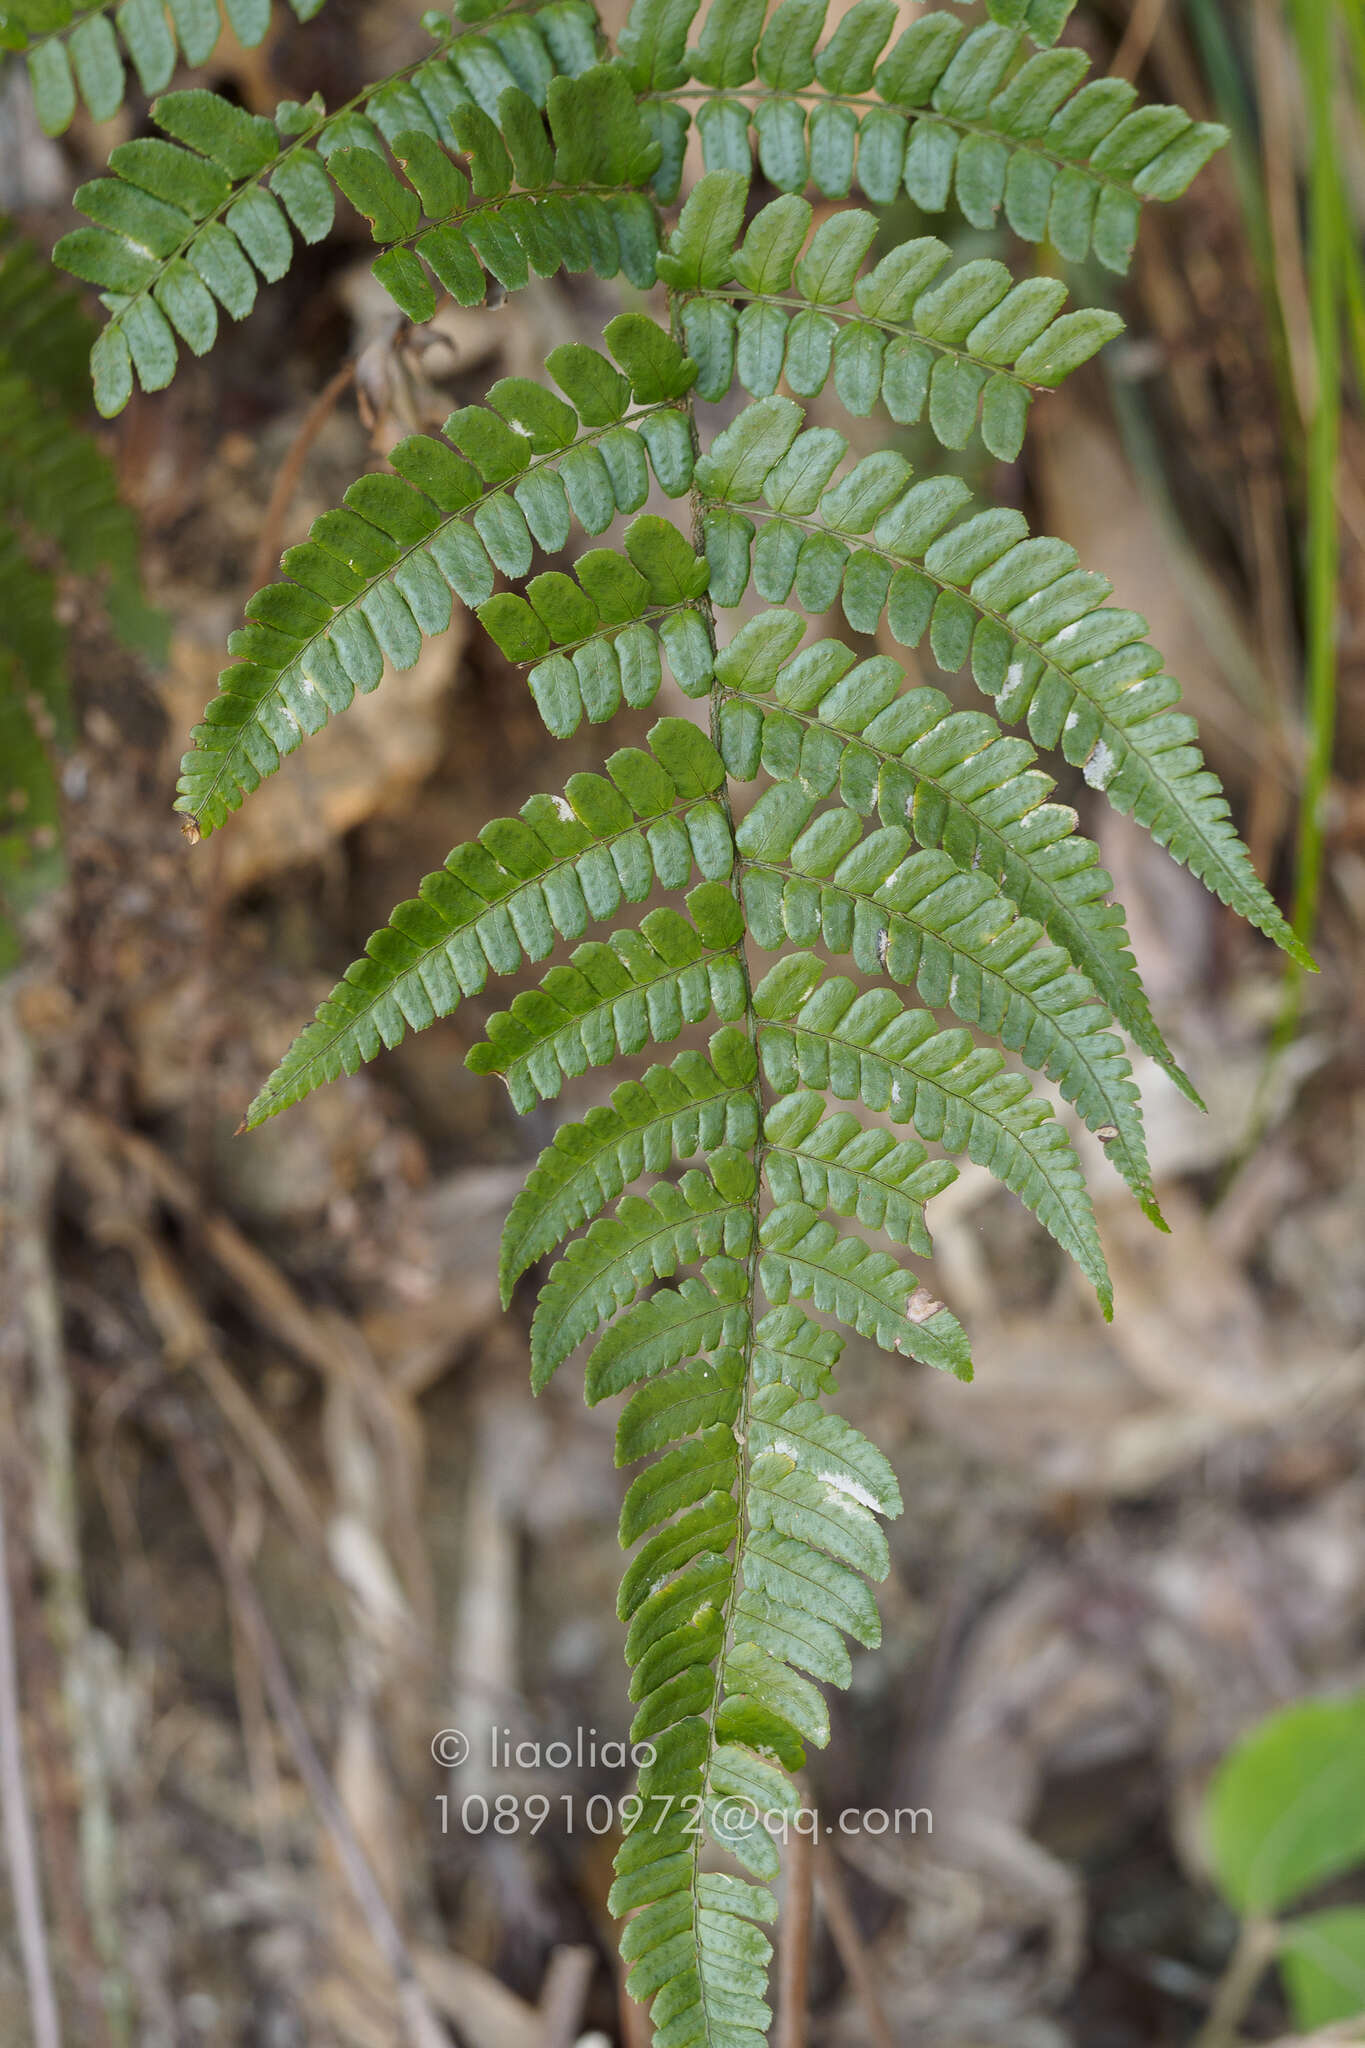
<box><xmin>42</xmin><ymin>0</ymin><xmax>1312</xmax><ymax>2038</ymax></box>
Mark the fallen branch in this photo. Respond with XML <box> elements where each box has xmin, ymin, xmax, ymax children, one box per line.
<box><xmin>0</xmin><ymin>1468</ymin><xmax>63</xmax><ymax>2048</ymax></box>
<box><xmin>167</xmin><ymin>1429</ymin><xmax>451</xmax><ymax>2048</ymax></box>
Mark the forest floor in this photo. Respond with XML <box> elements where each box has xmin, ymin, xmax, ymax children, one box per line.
<box><xmin>2</xmin><ymin>1</ymin><xmax>1364</xmax><ymax>2044</ymax></box>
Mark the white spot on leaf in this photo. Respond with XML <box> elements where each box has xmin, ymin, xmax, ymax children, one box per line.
<box><xmin>1082</xmin><ymin>739</ymin><xmax>1117</xmax><ymax>790</ymax></box>
<box><xmin>907</xmin><ymin>1286</ymin><xmax>946</xmax><ymax>1324</ymax></box>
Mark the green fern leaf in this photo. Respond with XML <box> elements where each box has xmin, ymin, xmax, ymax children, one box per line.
<box><xmin>465</xmin><ymin>880</ymin><xmax>749</xmax><ymax>1112</ymax></box>
<box><xmin>949</xmin><ymin>0</ymin><xmax>1078</xmax><ymax>47</ymax></box>
<box><xmin>763</xmin><ymin>1092</ymin><xmax>955</xmax><ymax>1257</ymax></box>
<box><xmin>695</xmin><ymin>400</ymin><xmax>1308</xmax><ymax>970</ymax></box>
<box><xmin>670</xmin><ymin>174</ymin><xmax>1122</xmax><ymax>454</ymax></box>
<box><xmin>642</xmin><ymin>5</ymin><xmax>1225</xmax><ymax>269</ymax></box>
<box><xmin>175</xmin><ymin>347</ymin><xmax>704</xmax><ymax>835</ymax></box>
<box><xmin>590</xmin><ymin>1272</ymin><xmax>750</xmax><ymax>1404</ymax></box>
<box><xmin>758</xmin><ymin>1195</ymin><xmax>972</xmax><ymax>1371</ymax></box>
<box><xmin>245</xmin><ymin>718</ymin><xmax>731</xmax><ymax>1127</ymax></box>
<box><xmin>530</xmin><ymin>1155</ymin><xmax>755</xmax><ymax>1390</ymax></box>
<box><xmin>500</xmin><ymin>1026</ymin><xmax>761</xmax><ymax>1303</ymax></box>
<box><xmin>0</xmin><ymin>219</ymin><xmax>161</xmax><ymax>969</ymax></box>
<box><xmin>56</xmin><ymin>14</ymin><xmax>651</xmax><ymax>410</ymax></box>
<box><xmin>738</xmin><ymin>781</ymin><xmax>1160</xmax><ymax>1219</ymax></box>
<box><xmin>754</xmin><ymin>950</ymin><xmax>1112</xmax><ymax>1314</ymax></box>
<box><xmin>713</xmin><ymin>609</ymin><xmax>1199</xmax><ymax>1101</ymax></box>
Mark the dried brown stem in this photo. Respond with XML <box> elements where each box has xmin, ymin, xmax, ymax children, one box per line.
<box><xmin>1111</xmin><ymin>0</ymin><xmax>1169</xmax><ymax>82</ymax></box>
<box><xmin>0</xmin><ymin>1469</ymin><xmax>63</xmax><ymax>2048</ymax></box>
<box><xmin>167</xmin><ymin>1430</ymin><xmax>451</xmax><ymax>2048</ymax></box>
<box><xmin>775</xmin><ymin>1814</ymin><xmax>814</xmax><ymax>2048</ymax></box>
<box><xmin>536</xmin><ymin>1944</ymin><xmax>598</xmax><ymax>2048</ymax></box>
<box><xmin>249</xmin><ymin>358</ymin><xmax>357</xmax><ymax>594</ymax></box>
<box><xmin>813</xmin><ymin>1839</ymin><xmax>897</xmax><ymax>2048</ymax></box>
<box><xmin>1</xmin><ymin>992</ymin><xmax>127</xmax><ymax>2043</ymax></box>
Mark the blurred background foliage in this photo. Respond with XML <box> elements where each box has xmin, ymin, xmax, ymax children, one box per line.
<box><xmin>1</xmin><ymin>2</ymin><xmax>1364</xmax><ymax>2045</ymax></box>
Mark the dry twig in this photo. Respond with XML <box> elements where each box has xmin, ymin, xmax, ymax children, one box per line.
<box><xmin>775</xmin><ymin>1808</ymin><xmax>814</xmax><ymax>2048</ymax></box>
<box><xmin>1111</xmin><ymin>0</ymin><xmax>1169</xmax><ymax>83</ymax></box>
<box><xmin>167</xmin><ymin>1430</ymin><xmax>452</xmax><ymax>2048</ymax></box>
<box><xmin>813</xmin><ymin>1839</ymin><xmax>897</xmax><ymax>2048</ymax></box>
<box><xmin>537</xmin><ymin>1944</ymin><xmax>598</xmax><ymax>2048</ymax></box>
<box><xmin>249</xmin><ymin>357</ymin><xmax>357</xmax><ymax>592</ymax></box>
<box><xmin>0</xmin><ymin>1468</ymin><xmax>63</xmax><ymax>2048</ymax></box>
<box><xmin>1</xmin><ymin>992</ymin><xmax>127</xmax><ymax>2042</ymax></box>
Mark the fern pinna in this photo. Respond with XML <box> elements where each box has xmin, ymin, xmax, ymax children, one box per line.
<box><xmin>55</xmin><ymin>0</ymin><xmax>1308</xmax><ymax>2037</ymax></box>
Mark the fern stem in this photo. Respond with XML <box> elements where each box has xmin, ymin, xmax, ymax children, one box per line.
<box><xmin>649</xmin><ymin>82</ymin><xmax>1148</xmax><ymax>201</ymax></box>
<box><xmin>678</xmin><ymin>286</ymin><xmax>1054</xmax><ymax>395</ymax></box>
<box><xmin>670</xmin><ymin>272</ymin><xmax>774</xmax><ymax>1992</ymax></box>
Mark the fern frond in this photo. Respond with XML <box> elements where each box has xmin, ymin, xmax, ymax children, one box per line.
<box><xmin>738</xmin><ymin>783</ymin><xmax>1159</xmax><ymax>1219</ymax></box>
<box><xmin>0</xmin><ymin>222</ymin><xmax>95</xmax><ymax>406</ymax></box>
<box><xmin>609</xmin><ymin>1243</ymin><xmax>924</xmax><ymax>2044</ymax></box>
<box><xmin>106</xmin><ymin>7</ymin><xmax>1282</xmax><ymax>2035</ymax></box>
<box><xmin>604</xmin><ymin>1201</ymin><xmax>934</xmax><ymax>2033</ymax></box>
<box><xmin>54</xmin><ymin>10</ymin><xmax>649</xmax><ymax>413</ymax></box>
<box><xmin>628</xmin><ymin>0</ymin><xmax>1225</xmax><ymax>269</ymax></box>
<box><xmin>245</xmin><ymin>716</ymin><xmax>730</xmax><ymax>1127</ymax></box>
<box><xmin>176</xmin><ymin>327</ymin><xmax>703</xmax><ymax>835</ymax></box>
<box><xmin>751</xmin><ymin>1301</ymin><xmax>840</xmax><ymax>1393</ymax></box>
<box><xmin>753</xmin><ymin>950</ymin><xmax>1112</xmax><ymax>1313</ymax></box>
<box><xmin>0</xmin><ymin>538</ymin><xmax>63</xmax><ymax>715</ymax></box>
<box><xmin>530</xmin><ymin>1152</ymin><xmax>755</xmax><ymax>1389</ymax></box>
<box><xmin>763</xmin><ymin>1092</ymin><xmax>956</xmax><ymax>1258</ymax></box>
<box><xmin>713</xmin><ymin>608</ymin><xmax>1198</xmax><ymax>1102</ymax></box>
<box><xmin>590</xmin><ymin>1273</ymin><xmax>749</xmax><ymax>1407</ymax></box>
<box><xmin>466</xmin><ymin>879</ymin><xmax>749</xmax><ymax>1111</ymax></box>
<box><xmin>694</xmin><ymin>396</ymin><xmax>1308</xmax><ymax>968</ymax></box>
<box><xmin>667</xmin><ymin>172</ymin><xmax>1121</xmax><ymax>457</ymax></box>
<box><xmin>0</xmin><ymin>224</ymin><xmax>162</xmax><ymax>661</ymax></box>
<box><xmin>757</xmin><ymin>1198</ymin><xmax>971</xmax><ymax>1369</ymax></box>
<box><xmin>5</xmin><ymin>0</ymin><xmax>329</xmax><ymax>139</ymax></box>
<box><xmin>500</xmin><ymin>1025</ymin><xmax>761</xmax><ymax>1303</ymax></box>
